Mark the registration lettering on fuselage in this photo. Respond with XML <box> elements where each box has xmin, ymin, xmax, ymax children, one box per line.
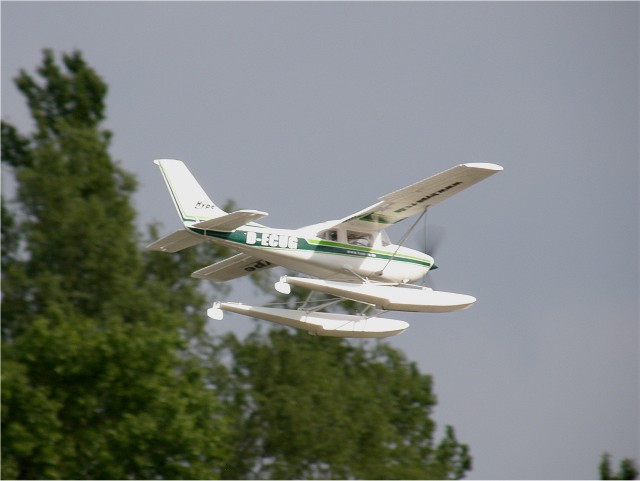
<box><xmin>246</xmin><ymin>231</ymin><xmax>298</xmax><ymax>249</ymax></box>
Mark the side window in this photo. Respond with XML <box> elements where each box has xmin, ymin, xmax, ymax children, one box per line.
<box><xmin>347</xmin><ymin>231</ymin><xmax>373</xmax><ymax>247</ymax></box>
<box><xmin>320</xmin><ymin>229</ymin><xmax>338</xmax><ymax>242</ymax></box>
<box><xmin>379</xmin><ymin>231</ymin><xmax>391</xmax><ymax>247</ymax></box>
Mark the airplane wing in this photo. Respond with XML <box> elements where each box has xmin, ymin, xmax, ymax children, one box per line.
<box><xmin>191</xmin><ymin>253</ymin><xmax>276</xmax><ymax>281</ymax></box>
<box><xmin>337</xmin><ymin>163</ymin><xmax>503</xmax><ymax>231</ymax></box>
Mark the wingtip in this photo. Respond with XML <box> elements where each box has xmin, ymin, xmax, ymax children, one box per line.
<box><xmin>462</xmin><ymin>162</ymin><xmax>504</xmax><ymax>171</ymax></box>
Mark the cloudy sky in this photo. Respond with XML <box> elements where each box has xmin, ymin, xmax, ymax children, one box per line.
<box><xmin>2</xmin><ymin>2</ymin><xmax>638</xmax><ymax>479</ymax></box>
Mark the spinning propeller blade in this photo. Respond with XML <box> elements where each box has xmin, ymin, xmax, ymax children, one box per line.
<box><xmin>417</xmin><ymin>211</ymin><xmax>444</xmax><ymax>286</ymax></box>
<box><xmin>422</xmin><ymin>224</ymin><xmax>444</xmax><ymax>259</ymax></box>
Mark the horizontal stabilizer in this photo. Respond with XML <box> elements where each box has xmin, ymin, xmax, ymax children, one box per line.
<box><xmin>147</xmin><ymin>230</ymin><xmax>204</xmax><ymax>253</ymax></box>
<box><xmin>191</xmin><ymin>210</ymin><xmax>268</xmax><ymax>232</ymax></box>
<box><xmin>209</xmin><ymin>302</ymin><xmax>409</xmax><ymax>338</ymax></box>
<box><xmin>281</xmin><ymin>277</ymin><xmax>476</xmax><ymax>312</ymax></box>
<box><xmin>192</xmin><ymin>253</ymin><xmax>276</xmax><ymax>281</ymax></box>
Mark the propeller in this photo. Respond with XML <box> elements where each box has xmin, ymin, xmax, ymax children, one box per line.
<box><xmin>417</xmin><ymin>211</ymin><xmax>445</xmax><ymax>287</ymax></box>
<box><xmin>421</xmin><ymin>223</ymin><xmax>444</xmax><ymax>259</ymax></box>
<box><xmin>378</xmin><ymin>208</ymin><xmax>443</xmax><ymax>282</ymax></box>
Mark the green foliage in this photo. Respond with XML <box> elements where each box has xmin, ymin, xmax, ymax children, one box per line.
<box><xmin>1</xmin><ymin>50</ymin><xmax>230</xmax><ymax>479</ymax></box>
<box><xmin>1</xmin><ymin>52</ymin><xmax>139</xmax><ymax>335</ymax></box>
<box><xmin>215</xmin><ymin>328</ymin><xmax>471</xmax><ymax>479</ymax></box>
<box><xmin>13</xmin><ymin>49</ymin><xmax>108</xmax><ymax>139</ymax></box>
<box><xmin>600</xmin><ymin>453</ymin><xmax>638</xmax><ymax>480</ymax></box>
<box><xmin>2</xmin><ymin>314</ymin><xmax>229</xmax><ymax>479</ymax></box>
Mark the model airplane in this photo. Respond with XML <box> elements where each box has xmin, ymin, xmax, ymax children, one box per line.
<box><xmin>149</xmin><ymin>159</ymin><xmax>502</xmax><ymax>338</ymax></box>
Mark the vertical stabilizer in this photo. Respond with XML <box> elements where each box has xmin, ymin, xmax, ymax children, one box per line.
<box><xmin>154</xmin><ymin>159</ymin><xmax>226</xmax><ymax>224</ymax></box>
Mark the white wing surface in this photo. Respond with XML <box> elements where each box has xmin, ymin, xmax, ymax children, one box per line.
<box><xmin>192</xmin><ymin>253</ymin><xmax>276</xmax><ymax>281</ymax></box>
<box><xmin>338</xmin><ymin>163</ymin><xmax>503</xmax><ymax>231</ymax></box>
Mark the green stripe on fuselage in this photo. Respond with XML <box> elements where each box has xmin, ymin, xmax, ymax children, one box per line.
<box><xmin>305</xmin><ymin>238</ymin><xmax>430</xmax><ymax>266</ymax></box>
<box><xmin>188</xmin><ymin>227</ymin><xmax>431</xmax><ymax>267</ymax></box>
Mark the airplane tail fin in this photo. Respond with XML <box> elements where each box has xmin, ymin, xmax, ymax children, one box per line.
<box><xmin>154</xmin><ymin>159</ymin><xmax>227</xmax><ymax>225</ymax></box>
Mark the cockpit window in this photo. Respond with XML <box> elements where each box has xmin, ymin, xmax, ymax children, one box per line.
<box><xmin>320</xmin><ymin>229</ymin><xmax>338</xmax><ymax>242</ymax></box>
<box><xmin>380</xmin><ymin>231</ymin><xmax>391</xmax><ymax>247</ymax></box>
<box><xmin>347</xmin><ymin>231</ymin><xmax>373</xmax><ymax>247</ymax></box>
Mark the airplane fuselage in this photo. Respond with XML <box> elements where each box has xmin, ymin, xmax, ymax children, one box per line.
<box><xmin>187</xmin><ymin>223</ymin><xmax>433</xmax><ymax>283</ymax></box>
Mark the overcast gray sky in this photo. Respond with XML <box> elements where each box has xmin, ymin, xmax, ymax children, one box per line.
<box><xmin>2</xmin><ymin>2</ymin><xmax>638</xmax><ymax>479</ymax></box>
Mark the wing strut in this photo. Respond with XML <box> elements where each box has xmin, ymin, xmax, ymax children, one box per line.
<box><xmin>376</xmin><ymin>207</ymin><xmax>428</xmax><ymax>277</ymax></box>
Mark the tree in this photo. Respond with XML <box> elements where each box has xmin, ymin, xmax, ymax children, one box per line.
<box><xmin>214</xmin><ymin>327</ymin><xmax>471</xmax><ymax>479</ymax></box>
<box><xmin>600</xmin><ymin>453</ymin><xmax>638</xmax><ymax>480</ymax></box>
<box><xmin>1</xmin><ymin>50</ymin><xmax>230</xmax><ymax>479</ymax></box>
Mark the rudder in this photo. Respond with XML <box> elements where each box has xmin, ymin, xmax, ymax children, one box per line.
<box><xmin>154</xmin><ymin>159</ymin><xmax>226</xmax><ymax>224</ymax></box>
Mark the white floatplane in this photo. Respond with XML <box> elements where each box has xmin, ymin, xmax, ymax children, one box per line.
<box><xmin>149</xmin><ymin>159</ymin><xmax>502</xmax><ymax>338</ymax></box>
